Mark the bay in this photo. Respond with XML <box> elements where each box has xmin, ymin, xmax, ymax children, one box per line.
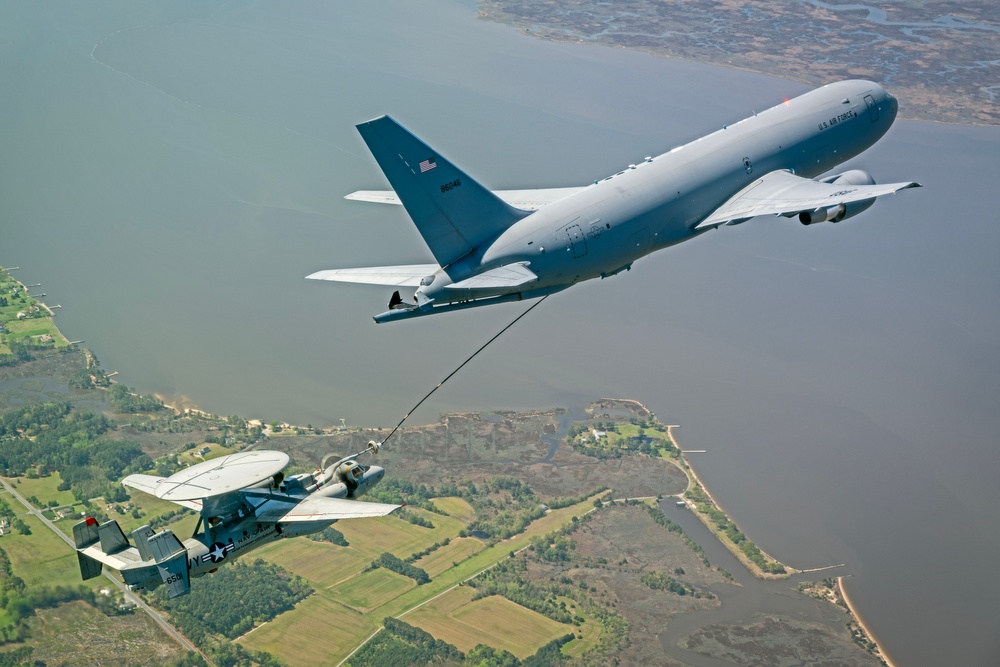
<box><xmin>2</xmin><ymin>1</ymin><xmax>998</xmax><ymax>664</ymax></box>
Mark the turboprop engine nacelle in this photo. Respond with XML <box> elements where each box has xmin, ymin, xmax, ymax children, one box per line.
<box><xmin>800</xmin><ymin>170</ymin><xmax>878</xmax><ymax>225</ymax></box>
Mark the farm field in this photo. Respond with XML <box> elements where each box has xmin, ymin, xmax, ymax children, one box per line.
<box><xmin>331</xmin><ymin>568</ymin><xmax>415</xmax><ymax>612</ymax></box>
<box><xmin>406</xmin><ymin>587</ymin><xmax>572</xmax><ymax>658</ymax></box>
<box><xmin>2</xmin><ymin>474</ymin><xmax>75</xmax><ymax>508</ymax></box>
<box><xmin>255</xmin><ymin>540</ymin><xmax>368</xmax><ymax>589</ymax></box>
<box><xmin>238</xmin><ymin>593</ymin><xmax>375</xmax><ymax>666</ymax></box>
<box><xmin>336</xmin><ymin>509</ymin><xmax>464</xmax><ymax>560</ymax></box>
<box><xmin>414</xmin><ymin>537</ymin><xmax>484</xmax><ymax>577</ymax></box>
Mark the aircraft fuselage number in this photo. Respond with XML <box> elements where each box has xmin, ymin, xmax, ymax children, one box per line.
<box><xmin>818</xmin><ymin>109</ymin><xmax>857</xmax><ymax>131</ymax></box>
<box><xmin>165</xmin><ymin>573</ymin><xmax>184</xmax><ymax>584</ymax></box>
<box><xmin>440</xmin><ymin>179</ymin><xmax>462</xmax><ymax>193</ymax></box>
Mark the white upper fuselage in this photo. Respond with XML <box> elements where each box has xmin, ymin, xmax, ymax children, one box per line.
<box><xmin>424</xmin><ymin>80</ymin><xmax>898</xmax><ymax>302</ymax></box>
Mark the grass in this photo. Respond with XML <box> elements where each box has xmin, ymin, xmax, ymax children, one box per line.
<box><xmin>414</xmin><ymin>537</ymin><xmax>485</xmax><ymax>577</ymax></box>
<box><xmin>254</xmin><ymin>539</ymin><xmax>368</xmax><ymax>589</ymax></box>
<box><xmin>0</xmin><ymin>513</ymin><xmax>87</xmax><ymax>589</ymax></box>
<box><xmin>330</xmin><ymin>568</ymin><xmax>415</xmax><ymax>612</ymax></box>
<box><xmin>238</xmin><ymin>594</ymin><xmax>376</xmax><ymax>667</ymax></box>
<box><xmin>406</xmin><ymin>587</ymin><xmax>572</xmax><ymax>659</ymax></box>
<box><xmin>336</xmin><ymin>508</ymin><xmax>465</xmax><ymax>561</ymax></box>
<box><xmin>430</xmin><ymin>496</ymin><xmax>476</xmax><ymax>522</ymax></box>
<box><xmin>2</xmin><ymin>474</ymin><xmax>75</xmax><ymax>508</ymax></box>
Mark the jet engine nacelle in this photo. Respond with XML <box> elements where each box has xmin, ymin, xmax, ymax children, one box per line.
<box><xmin>800</xmin><ymin>170</ymin><xmax>877</xmax><ymax>225</ymax></box>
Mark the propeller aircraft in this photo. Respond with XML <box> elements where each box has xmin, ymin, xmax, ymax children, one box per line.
<box><xmin>74</xmin><ymin>443</ymin><xmax>395</xmax><ymax>597</ymax></box>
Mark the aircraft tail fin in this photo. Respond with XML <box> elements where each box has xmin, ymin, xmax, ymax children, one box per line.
<box><xmin>356</xmin><ymin>115</ymin><xmax>529</xmax><ymax>267</ymax></box>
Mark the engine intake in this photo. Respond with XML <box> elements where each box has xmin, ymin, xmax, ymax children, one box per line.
<box><xmin>801</xmin><ymin>169</ymin><xmax>878</xmax><ymax>225</ymax></box>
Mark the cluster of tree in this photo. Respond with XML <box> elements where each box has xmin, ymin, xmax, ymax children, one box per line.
<box><xmin>347</xmin><ymin>617</ymin><xmax>464</xmax><ymax>667</ymax></box>
<box><xmin>644</xmin><ymin>504</ymin><xmax>708</xmax><ymax>567</ymax></box>
<box><xmin>365</xmin><ymin>478</ymin><xmax>444</xmax><ymax>514</ymax></box>
<box><xmin>0</xmin><ymin>646</ymin><xmax>41</xmax><ymax>667</ymax></box>
<box><xmin>461</xmin><ymin>478</ymin><xmax>547</xmax><ymax>542</ymax></box>
<box><xmin>369</xmin><ymin>552</ymin><xmax>430</xmax><ymax>585</ymax></box>
<box><xmin>396</xmin><ymin>508</ymin><xmax>434</xmax><ymax>528</ymax></box>
<box><xmin>0</xmin><ymin>498</ymin><xmax>29</xmax><ymax>535</ymax></box>
<box><xmin>546</xmin><ymin>486</ymin><xmax>608</xmax><ymax>511</ymax></box>
<box><xmin>468</xmin><ymin>558</ymin><xmax>579</xmax><ymax>625</ymax></box>
<box><xmin>684</xmin><ymin>483</ymin><xmax>784</xmax><ymax>574</ymax></box>
<box><xmin>148</xmin><ymin>507</ymin><xmax>195</xmax><ymax>530</ymax></box>
<box><xmin>305</xmin><ymin>525</ymin><xmax>349</xmax><ymax>546</ymax></box>
<box><xmin>109</xmin><ymin>383</ymin><xmax>164</xmax><ymax>413</ymax></box>
<box><xmin>154</xmin><ymin>559</ymin><xmax>312</xmax><ymax>642</ymax></box>
<box><xmin>349</xmin><ymin>617</ymin><xmax>575</xmax><ymax>667</ymax></box>
<box><xmin>0</xmin><ymin>341</ymin><xmax>32</xmax><ymax>367</ymax></box>
<box><xmin>405</xmin><ymin>537</ymin><xmax>450</xmax><ymax>565</ymax></box>
<box><xmin>528</xmin><ymin>535</ymin><xmax>575</xmax><ymax>563</ymax></box>
<box><xmin>640</xmin><ymin>571</ymin><xmax>701</xmax><ymax>597</ymax></box>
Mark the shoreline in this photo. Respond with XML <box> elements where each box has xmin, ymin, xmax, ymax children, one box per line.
<box><xmin>839</xmin><ymin>576</ymin><xmax>896</xmax><ymax>667</ymax></box>
<box><xmin>666</xmin><ymin>424</ymin><xmax>793</xmax><ymax>580</ymax></box>
<box><xmin>3</xmin><ymin>267</ymin><xmax>894</xmax><ymax>664</ymax></box>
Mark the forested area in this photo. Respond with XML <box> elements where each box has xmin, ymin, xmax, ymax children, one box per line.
<box><xmin>154</xmin><ymin>559</ymin><xmax>312</xmax><ymax>642</ymax></box>
<box><xmin>347</xmin><ymin>617</ymin><xmax>574</xmax><ymax>667</ymax></box>
<box><xmin>0</xmin><ymin>401</ymin><xmax>152</xmax><ymax>502</ymax></box>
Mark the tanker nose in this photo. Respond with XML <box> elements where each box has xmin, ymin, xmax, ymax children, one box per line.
<box><xmin>885</xmin><ymin>90</ymin><xmax>898</xmax><ymax>122</ymax></box>
<box><xmin>369</xmin><ymin>466</ymin><xmax>385</xmax><ymax>482</ymax></box>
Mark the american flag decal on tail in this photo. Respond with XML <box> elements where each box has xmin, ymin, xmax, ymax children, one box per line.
<box><xmin>419</xmin><ymin>157</ymin><xmax>437</xmax><ymax>173</ymax></box>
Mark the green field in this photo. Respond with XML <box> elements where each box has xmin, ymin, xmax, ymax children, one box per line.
<box><xmin>331</xmin><ymin>568</ymin><xmax>415</xmax><ymax>612</ymax></box>
<box><xmin>255</xmin><ymin>540</ymin><xmax>368</xmax><ymax>589</ymax></box>
<box><xmin>430</xmin><ymin>496</ymin><xmax>476</xmax><ymax>522</ymax></box>
<box><xmin>336</xmin><ymin>508</ymin><xmax>465</xmax><ymax>560</ymax></box>
<box><xmin>3</xmin><ymin>474</ymin><xmax>75</xmax><ymax>508</ymax></box>
<box><xmin>406</xmin><ymin>587</ymin><xmax>572</xmax><ymax>658</ymax></box>
<box><xmin>239</xmin><ymin>594</ymin><xmax>376</xmax><ymax>666</ymax></box>
<box><xmin>414</xmin><ymin>537</ymin><xmax>484</xmax><ymax>577</ymax></box>
<box><xmin>0</xmin><ymin>513</ymin><xmax>87</xmax><ymax>590</ymax></box>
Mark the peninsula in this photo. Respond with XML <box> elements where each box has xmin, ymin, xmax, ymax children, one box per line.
<box><xmin>0</xmin><ymin>264</ymin><xmax>887</xmax><ymax>666</ymax></box>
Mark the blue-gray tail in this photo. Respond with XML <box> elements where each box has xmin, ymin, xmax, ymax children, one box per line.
<box><xmin>356</xmin><ymin>115</ymin><xmax>529</xmax><ymax>268</ymax></box>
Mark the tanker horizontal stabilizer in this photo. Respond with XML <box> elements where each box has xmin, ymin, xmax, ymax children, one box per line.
<box><xmin>446</xmin><ymin>263</ymin><xmax>538</xmax><ymax>290</ymax></box>
<box><xmin>306</xmin><ymin>264</ymin><xmax>439</xmax><ymax>288</ymax></box>
<box><xmin>345</xmin><ymin>187</ymin><xmax>586</xmax><ymax>211</ymax></box>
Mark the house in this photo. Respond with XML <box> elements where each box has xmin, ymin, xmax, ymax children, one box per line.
<box><xmin>592</xmin><ymin>429</ymin><xmax>607</xmax><ymax>441</ymax></box>
<box><xmin>39</xmin><ymin>334</ymin><xmax>54</xmax><ymax>343</ymax></box>
<box><xmin>197</xmin><ymin>446</ymin><xmax>211</xmax><ymax>456</ymax></box>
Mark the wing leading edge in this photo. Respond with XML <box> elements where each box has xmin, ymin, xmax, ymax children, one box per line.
<box><xmin>696</xmin><ymin>169</ymin><xmax>920</xmax><ymax>229</ymax></box>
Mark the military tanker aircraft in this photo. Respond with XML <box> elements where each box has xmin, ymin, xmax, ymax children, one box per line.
<box><xmin>74</xmin><ymin>444</ymin><xmax>396</xmax><ymax>597</ymax></box>
<box><xmin>308</xmin><ymin>79</ymin><xmax>919</xmax><ymax>322</ymax></box>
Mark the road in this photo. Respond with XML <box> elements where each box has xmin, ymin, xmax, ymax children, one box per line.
<box><xmin>0</xmin><ymin>477</ymin><xmax>199</xmax><ymax>655</ymax></box>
